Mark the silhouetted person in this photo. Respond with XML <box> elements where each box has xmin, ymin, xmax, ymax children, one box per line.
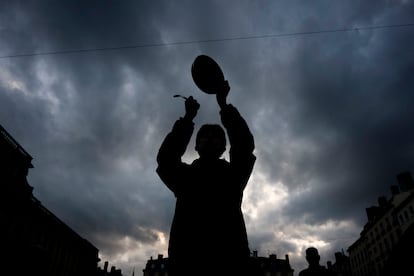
<box><xmin>299</xmin><ymin>247</ymin><xmax>332</xmax><ymax>276</ymax></box>
<box><xmin>156</xmin><ymin>81</ymin><xmax>256</xmax><ymax>275</ymax></box>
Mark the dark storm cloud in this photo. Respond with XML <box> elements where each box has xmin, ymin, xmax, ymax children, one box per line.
<box><xmin>248</xmin><ymin>1</ymin><xmax>414</xmax><ymax>225</ymax></box>
<box><xmin>0</xmin><ymin>0</ymin><xmax>182</xmax><ymax>242</ymax></box>
<box><xmin>2</xmin><ymin>0</ymin><xmax>414</xmax><ymax>274</ymax></box>
<box><xmin>284</xmin><ymin>21</ymin><xmax>414</xmax><ymax>220</ymax></box>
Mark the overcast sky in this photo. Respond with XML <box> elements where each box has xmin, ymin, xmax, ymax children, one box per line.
<box><xmin>1</xmin><ymin>1</ymin><xmax>413</xmax><ymax>274</ymax></box>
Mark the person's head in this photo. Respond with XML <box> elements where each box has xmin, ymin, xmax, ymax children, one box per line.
<box><xmin>305</xmin><ymin>247</ymin><xmax>320</xmax><ymax>266</ymax></box>
<box><xmin>195</xmin><ymin>124</ymin><xmax>226</xmax><ymax>160</ymax></box>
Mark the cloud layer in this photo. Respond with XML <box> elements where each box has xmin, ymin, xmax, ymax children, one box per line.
<box><xmin>1</xmin><ymin>0</ymin><xmax>413</xmax><ymax>274</ymax></box>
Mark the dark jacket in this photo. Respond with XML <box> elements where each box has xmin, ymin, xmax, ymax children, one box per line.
<box><xmin>299</xmin><ymin>265</ymin><xmax>334</xmax><ymax>276</ymax></box>
<box><xmin>156</xmin><ymin>104</ymin><xmax>256</xmax><ymax>272</ymax></box>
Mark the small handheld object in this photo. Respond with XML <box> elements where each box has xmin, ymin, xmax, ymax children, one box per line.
<box><xmin>173</xmin><ymin>94</ymin><xmax>188</xmax><ymax>100</ymax></box>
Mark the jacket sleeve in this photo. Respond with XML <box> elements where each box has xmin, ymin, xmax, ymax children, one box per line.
<box><xmin>156</xmin><ymin>117</ymin><xmax>194</xmax><ymax>194</ymax></box>
<box><xmin>220</xmin><ymin>104</ymin><xmax>256</xmax><ymax>190</ymax></box>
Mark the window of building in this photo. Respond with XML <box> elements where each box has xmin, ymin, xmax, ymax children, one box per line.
<box><xmin>404</xmin><ymin>210</ymin><xmax>409</xmax><ymax>220</ymax></box>
<box><xmin>399</xmin><ymin>214</ymin><xmax>404</xmax><ymax>225</ymax></box>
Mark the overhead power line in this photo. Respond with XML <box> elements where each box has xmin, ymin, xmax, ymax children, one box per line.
<box><xmin>0</xmin><ymin>23</ymin><xmax>413</xmax><ymax>59</ymax></box>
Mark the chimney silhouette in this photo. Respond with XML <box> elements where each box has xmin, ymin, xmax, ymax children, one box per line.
<box><xmin>378</xmin><ymin>196</ymin><xmax>387</xmax><ymax>207</ymax></box>
<box><xmin>366</xmin><ymin>206</ymin><xmax>380</xmax><ymax>221</ymax></box>
<box><xmin>104</xmin><ymin>261</ymin><xmax>108</xmax><ymax>274</ymax></box>
<box><xmin>397</xmin><ymin>171</ymin><xmax>414</xmax><ymax>192</ymax></box>
<box><xmin>390</xmin><ymin>185</ymin><xmax>400</xmax><ymax>196</ymax></box>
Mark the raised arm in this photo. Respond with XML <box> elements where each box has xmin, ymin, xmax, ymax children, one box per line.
<box><xmin>216</xmin><ymin>81</ymin><xmax>255</xmax><ymax>154</ymax></box>
<box><xmin>216</xmin><ymin>81</ymin><xmax>256</xmax><ymax>189</ymax></box>
<box><xmin>156</xmin><ymin>96</ymin><xmax>200</xmax><ymax>193</ymax></box>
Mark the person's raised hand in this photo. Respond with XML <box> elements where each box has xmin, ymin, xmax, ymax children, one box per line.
<box><xmin>216</xmin><ymin>80</ymin><xmax>230</xmax><ymax>109</ymax></box>
<box><xmin>184</xmin><ymin>96</ymin><xmax>200</xmax><ymax>121</ymax></box>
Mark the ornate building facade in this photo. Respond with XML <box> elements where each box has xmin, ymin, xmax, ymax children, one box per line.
<box><xmin>1</xmin><ymin>124</ymin><xmax>101</xmax><ymax>276</ymax></box>
<box><xmin>347</xmin><ymin>171</ymin><xmax>414</xmax><ymax>276</ymax></box>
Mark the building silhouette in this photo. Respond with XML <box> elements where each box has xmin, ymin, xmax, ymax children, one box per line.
<box><xmin>326</xmin><ymin>251</ymin><xmax>351</xmax><ymax>276</ymax></box>
<box><xmin>142</xmin><ymin>251</ymin><xmax>294</xmax><ymax>276</ymax></box>
<box><xmin>251</xmin><ymin>250</ymin><xmax>294</xmax><ymax>276</ymax></box>
<box><xmin>142</xmin><ymin>254</ymin><xmax>169</xmax><ymax>276</ymax></box>
<box><xmin>347</xmin><ymin>171</ymin><xmax>414</xmax><ymax>276</ymax></box>
<box><xmin>1</xmin><ymin>124</ymin><xmax>102</xmax><ymax>276</ymax></box>
<box><xmin>96</xmin><ymin>261</ymin><xmax>123</xmax><ymax>276</ymax></box>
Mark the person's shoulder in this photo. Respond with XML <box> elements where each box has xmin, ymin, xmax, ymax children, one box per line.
<box><xmin>298</xmin><ymin>268</ymin><xmax>308</xmax><ymax>276</ymax></box>
<box><xmin>315</xmin><ymin>265</ymin><xmax>329</xmax><ymax>272</ymax></box>
<box><xmin>218</xmin><ymin>158</ymin><xmax>230</xmax><ymax>165</ymax></box>
<box><xmin>299</xmin><ymin>266</ymin><xmax>330</xmax><ymax>276</ymax></box>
